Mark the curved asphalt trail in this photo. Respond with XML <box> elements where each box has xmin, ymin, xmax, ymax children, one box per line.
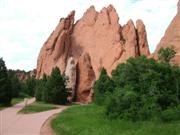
<box><xmin>0</xmin><ymin>98</ymin><xmax>67</xmax><ymax>135</ymax></box>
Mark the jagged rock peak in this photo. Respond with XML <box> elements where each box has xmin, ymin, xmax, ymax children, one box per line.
<box><xmin>136</xmin><ymin>19</ymin><xmax>150</xmax><ymax>56</ymax></box>
<box><xmin>36</xmin><ymin>5</ymin><xmax>150</xmax><ymax>103</ymax></box>
<box><xmin>153</xmin><ymin>0</ymin><xmax>180</xmax><ymax>65</ymax></box>
<box><xmin>36</xmin><ymin>11</ymin><xmax>75</xmax><ymax>79</ymax></box>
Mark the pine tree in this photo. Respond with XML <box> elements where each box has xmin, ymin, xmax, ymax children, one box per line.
<box><xmin>43</xmin><ymin>67</ymin><xmax>68</xmax><ymax>104</ymax></box>
<box><xmin>0</xmin><ymin>58</ymin><xmax>12</xmax><ymax>105</ymax></box>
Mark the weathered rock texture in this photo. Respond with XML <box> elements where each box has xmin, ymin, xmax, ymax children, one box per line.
<box><xmin>70</xmin><ymin>5</ymin><xmax>150</xmax><ymax>77</ymax></box>
<box><xmin>36</xmin><ymin>5</ymin><xmax>150</xmax><ymax>102</ymax></box>
<box><xmin>65</xmin><ymin>57</ymin><xmax>76</xmax><ymax>101</ymax></box>
<box><xmin>154</xmin><ymin>0</ymin><xmax>180</xmax><ymax>65</ymax></box>
<box><xmin>36</xmin><ymin>11</ymin><xmax>75</xmax><ymax>79</ymax></box>
<box><xmin>76</xmin><ymin>53</ymin><xmax>95</xmax><ymax>103</ymax></box>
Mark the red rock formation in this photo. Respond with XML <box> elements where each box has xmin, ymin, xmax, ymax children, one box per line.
<box><xmin>36</xmin><ymin>5</ymin><xmax>150</xmax><ymax>102</ymax></box>
<box><xmin>70</xmin><ymin>5</ymin><xmax>149</xmax><ymax>77</ymax></box>
<box><xmin>154</xmin><ymin>0</ymin><xmax>180</xmax><ymax>65</ymax></box>
<box><xmin>76</xmin><ymin>53</ymin><xmax>95</xmax><ymax>103</ymax></box>
<box><xmin>136</xmin><ymin>20</ymin><xmax>150</xmax><ymax>56</ymax></box>
<box><xmin>36</xmin><ymin>11</ymin><xmax>75</xmax><ymax>79</ymax></box>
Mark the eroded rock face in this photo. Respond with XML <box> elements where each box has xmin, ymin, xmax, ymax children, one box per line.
<box><xmin>36</xmin><ymin>11</ymin><xmax>75</xmax><ymax>79</ymax></box>
<box><xmin>65</xmin><ymin>57</ymin><xmax>76</xmax><ymax>102</ymax></box>
<box><xmin>136</xmin><ymin>20</ymin><xmax>150</xmax><ymax>56</ymax></box>
<box><xmin>154</xmin><ymin>1</ymin><xmax>180</xmax><ymax>65</ymax></box>
<box><xmin>71</xmin><ymin>5</ymin><xmax>149</xmax><ymax>77</ymax></box>
<box><xmin>76</xmin><ymin>53</ymin><xmax>95</xmax><ymax>103</ymax></box>
<box><xmin>36</xmin><ymin>5</ymin><xmax>150</xmax><ymax>103</ymax></box>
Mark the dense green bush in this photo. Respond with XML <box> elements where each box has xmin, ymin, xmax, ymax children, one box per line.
<box><xmin>43</xmin><ymin>67</ymin><xmax>68</xmax><ymax>105</ymax></box>
<box><xmin>93</xmin><ymin>68</ymin><xmax>114</xmax><ymax>105</ymax></box>
<box><xmin>102</xmin><ymin>56</ymin><xmax>180</xmax><ymax>121</ymax></box>
<box><xmin>0</xmin><ymin>58</ymin><xmax>12</xmax><ymax>105</ymax></box>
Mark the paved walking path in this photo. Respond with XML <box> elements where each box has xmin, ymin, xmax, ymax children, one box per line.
<box><xmin>0</xmin><ymin>98</ymin><xmax>67</xmax><ymax>135</ymax></box>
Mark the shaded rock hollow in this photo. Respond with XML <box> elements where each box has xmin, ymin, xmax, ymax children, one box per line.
<box><xmin>36</xmin><ymin>5</ymin><xmax>150</xmax><ymax>103</ymax></box>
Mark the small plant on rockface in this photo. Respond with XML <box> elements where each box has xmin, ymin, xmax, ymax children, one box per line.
<box><xmin>158</xmin><ymin>46</ymin><xmax>176</xmax><ymax>63</ymax></box>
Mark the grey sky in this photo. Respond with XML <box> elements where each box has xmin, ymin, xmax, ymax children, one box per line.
<box><xmin>0</xmin><ymin>0</ymin><xmax>178</xmax><ymax>71</ymax></box>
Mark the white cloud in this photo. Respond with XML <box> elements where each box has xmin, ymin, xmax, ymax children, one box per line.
<box><xmin>0</xmin><ymin>0</ymin><xmax>178</xmax><ymax>71</ymax></box>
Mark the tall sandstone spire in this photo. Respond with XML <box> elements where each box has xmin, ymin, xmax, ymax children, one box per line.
<box><xmin>153</xmin><ymin>0</ymin><xmax>180</xmax><ymax>64</ymax></box>
<box><xmin>36</xmin><ymin>5</ymin><xmax>150</xmax><ymax>103</ymax></box>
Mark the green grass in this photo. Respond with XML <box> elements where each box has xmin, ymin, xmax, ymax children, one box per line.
<box><xmin>11</xmin><ymin>98</ymin><xmax>24</xmax><ymax>105</ymax></box>
<box><xmin>51</xmin><ymin>104</ymin><xmax>180</xmax><ymax>135</ymax></box>
<box><xmin>0</xmin><ymin>98</ymin><xmax>24</xmax><ymax>110</ymax></box>
<box><xmin>19</xmin><ymin>101</ymin><xmax>59</xmax><ymax>114</ymax></box>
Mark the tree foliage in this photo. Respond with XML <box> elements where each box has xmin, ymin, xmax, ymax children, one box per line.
<box><xmin>23</xmin><ymin>76</ymin><xmax>36</xmax><ymax>97</ymax></box>
<box><xmin>35</xmin><ymin>74</ymin><xmax>47</xmax><ymax>101</ymax></box>
<box><xmin>0</xmin><ymin>58</ymin><xmax>12</xmax><ymax>105</ymax></box>
<box><xmin>94</xmin><ymin>56</ymin><xmax>180</xmax><ymax>121</ymax></box>
<box><xmin>43</xmin><ymin>67</ymin><xmax>68</xmax><ymax>105</ymax></box>
<box><xmin>93</xmin><ymin>68</ymin><xmax>114</xmax><ymax>105</ymax></box>
<box><xmin>158</xmin><ymin>47</ymin><xmax>176</xmax><ymax>63</ymax></box>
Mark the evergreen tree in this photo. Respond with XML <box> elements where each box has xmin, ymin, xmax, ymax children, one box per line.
<box><xmin>0</xmin><ymin>58</ymin><xmax>12</xmax><ymax>105</ymax></box>
<box><xmin>35</xmin><ymin>74</ymin><xmax>47</xmax><ymax>101</ymax></box>
<box><xmin>43</xmin><ymin>67</ymin><xmax>68</xmax><ymax>104</ymax></box>
<box><xmin>24</xmin><ymin>75</ymin><xmax>36</xmax><ymax>96</ymax></box>
<box><xmin>11</xmin><ymin>75</ymin><xmax>21</xmax><ymax>97</ymax></box>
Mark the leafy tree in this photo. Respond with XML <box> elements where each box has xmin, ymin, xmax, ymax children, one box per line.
<box><xmin>43</xmin><ymin>67</ymin><xmax>68</xmax><ymax>104</ymax></box>
<box><xmin>158</xmin><ymin>46</ymin><xmax>176</xmax><ymax>63</ymax></box>
<box><xmin>0</xmin><ymin>58</ymin><xmax>12</xmax><ymax>105</ymax></box>
<box><xmin>103</xmin><ymin>56</ymin><xmax>180</xmax><ymax>121</ymax></box>
<box><xmin>93</xmin><ymin>68</ymin><xmax>114</xmax><ymax>105</ymax></box>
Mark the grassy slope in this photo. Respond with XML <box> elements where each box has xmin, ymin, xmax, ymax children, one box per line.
<box><xmin>52</xmin><ymin>104</ymin><xmax>180</xmax><ymax>135</ymax></box>
<box><xmin>19</xmin><ymin>101</ymin><xmax>58</xmax><ymax>114</ymax></box>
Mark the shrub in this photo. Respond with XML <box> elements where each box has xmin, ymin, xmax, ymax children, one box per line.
<box><xmin>104</xmin><ymin>56</ymin><xmax>180</xmax><ymax>121</ymax></box>
<box><xmin>160</xmin><ymin>106</ymin><xmax>180</xmax><ymax>122</ymax></box>
<box><xmin>43</xmin><ymin>67</ymin><xmax>68</xmax><ymax>105</ymax></box>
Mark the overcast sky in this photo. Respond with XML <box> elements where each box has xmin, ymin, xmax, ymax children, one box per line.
<box><xmin>0</xmin><ymin>0</ymin><xmax>178</xmax><ymax>71</ymax></box>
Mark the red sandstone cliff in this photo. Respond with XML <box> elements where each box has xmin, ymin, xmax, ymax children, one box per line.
<box><xmin>153</xmin><ymin>0</ymin><xmax>180</xmax><ymax>65</ymax></box>
<box><xmin>36</xmin><ymin>5</ymin><xmax>150</xmax><ymax>102</ymax></box>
